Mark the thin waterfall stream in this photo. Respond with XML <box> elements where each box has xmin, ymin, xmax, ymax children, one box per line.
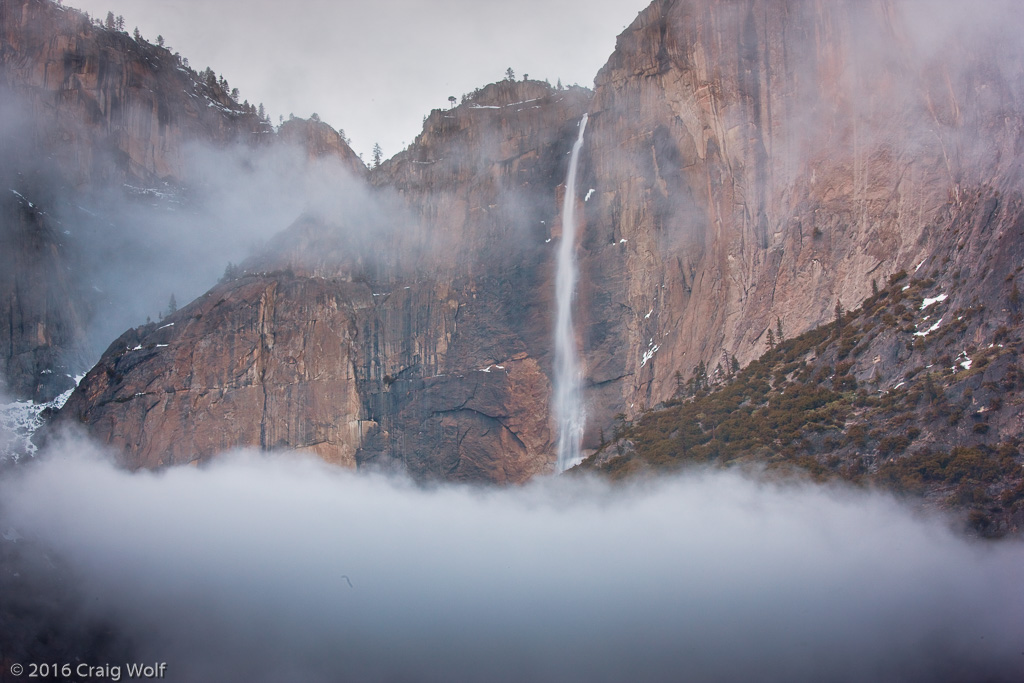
<box><xmin>554</xmin><ymin>114</ymin><xmax>588</xmax><ymax>472</ymax></box>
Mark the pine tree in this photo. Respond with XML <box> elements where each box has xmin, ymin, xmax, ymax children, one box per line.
<box><xmin>133</xmin><ymin>27</ymin><xmax>141</xmax><ymax>41</ymax></box>
<box><xmin>105</xmin><ymin>11</ymin><xmax>115</xmax><ymax>29</ymax></box>
<box><xmin>834</xmin><ymin>300</ymin><xmax>844</xmax><ymax>337</ymax></box>
<box><xmin>766</xmin><ymin>328</ymin><xmax>775</xmax><ymax>350</ymax></box>
<box><xmin>115</xmin><ymin>15</ymin><xmax>124</xmax><ymax>31</ymax></box>
<box><xmin>775</xmin><ymin>316</ymin><xmax>784</xmax><ymax>343</ymax></box>
<box><xmin>371</xmin><ymin>143</ymin><xmax>383</xmax><ymax>168</ymax></box>
<box><xmin>504</xmin><ymin>67</ymin><xmax>515</xmax><ymax>81</ymax></box>
<box><xmin>556</xmin><ymin>78</ymin><xmax>563</xmax><ymax>90</ymax></box>
<box><xmin>693</xmin><ymin>360</ymin><xmax>708</xmax><ymax>392</ymax></box>
<box><xmin>730</xmin><ymin>355</ymin><xmax>740</xmax><ymax>374</ymax></box>
<box><xmin>156</xmin><ymin>35</ymin><xmax>165</xmax><ymax>47</ymax></box>
<box><xmin>168</xmin><ymin>294</ymin><xmax>177</xmax><ymax>315</ymax></box>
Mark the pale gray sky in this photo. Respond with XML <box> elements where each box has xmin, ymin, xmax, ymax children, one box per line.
<box><xmin>69</xmin><ymin>0</ymin><xmax>651</xmax><ymax>161</ymax></box>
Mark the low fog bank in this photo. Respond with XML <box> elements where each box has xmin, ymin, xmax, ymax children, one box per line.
<box><xmin>60</xmin><ymin>141</ymin><xmax>384</xmax><ymax>359</ymax></box>
<box><xmin>1</xmin><ymin>440</ymin><xmax>1021</xmax><ymax>683</ymax></box>
<box><xmin>1</xmin><ymin>88</ymin><xmax>405</xmax><ymax>380</ymax></box>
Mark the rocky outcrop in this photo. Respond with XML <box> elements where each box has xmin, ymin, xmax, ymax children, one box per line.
<box><xmin>575</xmin><ymin>0</ymin><xmax>1024</xmax><ymax>444</ymax></box>
<box><xmin>0</xmin><ymin>0</ymin><xmax>265</xmax><ymax>399</ymax></box>
<box><xmin>278</xmin><ymin>117</ymin><xmax>365</xmax><ymax>173</ymax></box>
<box><xmin>0</xmin><ymin>0</ymin><xmax>365</xmax><ymax>400</ymax></box>
<box><xmin>61</xmin><ymin>275</ymin><xmax>368</xmax><ymax>468</ymax></box>
<box><xmin>0</xmin><ymin>190</ymin><xmax>86</xmax><ymax>400</ymax></box>
<box><xmin>46</xmin><ymin>0</ymin><xmax>1024</xmax><ymax>485</ymax></box>
<box><xmin>0</xmin><ymin>0</ymin><xmax>269</xmax><ymax>185</ymax></box>
<box><xmin>60</xmin><ymin>81</ymin><xmax>590</xmax><ymax>481</ymax></box>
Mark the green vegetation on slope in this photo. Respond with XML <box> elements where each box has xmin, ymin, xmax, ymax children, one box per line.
<box><xmin>579</xmin><ymin>271</ymin><xmax>1024</xmax><ymax>537</ymax></box>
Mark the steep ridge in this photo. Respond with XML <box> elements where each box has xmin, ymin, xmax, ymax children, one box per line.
<box><xmin>0</xmin><ymin>0</ymin><xmax>270</xmax><ymax>185</ymax></box>
<box><xmin>60</xmin><ymin>81</ymin><xmax>591</xmax><ymax>481</ymax></box>
<box><xmin>0</xmin><ymin>189</ymin><xmax>86</xmax><ymax>401</ymax></box>
<box><xmin>579</xmin><ymin>228</ymin><xmax>1024</xmax><ymax>534</ymax></box>
<box><xmin>0</xmin><ymin>0</ymin><xmax>363</xmax><ymax>403</ymax></box>
<box><xmin>576</xmin><ymin>0</ymin><xmax>1024</xmax><ymax>446</ymax></box>
<box><xmin>41</xmin><ymin>0</ymin><xmax>1024</xmax><ymax>486</ymax></box>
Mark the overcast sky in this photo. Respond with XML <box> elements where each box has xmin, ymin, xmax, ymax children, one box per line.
<box><xmin>68</xmin><ymin>0</ymin><xmax>651</xmax><ymax>161</ymax></box>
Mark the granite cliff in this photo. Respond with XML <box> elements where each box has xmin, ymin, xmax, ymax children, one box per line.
<box><xmin>575</xmin><ymin>0</ymin><xmax>1024</xmax><ymax>443</ymax></box>
<box><xmin>9</xmin><ymin>0</ymin><xmax>1024</xmax><ymax>486</ymax></box>
<box><xmin>60</xmin><ymin>80</ymin><xmax>591</xmax><ymax>481</ymax></box>
<box><xmin>0</xmin><ymin>0</ymin><xmax>361</xmax><ymax>402</ymax></box>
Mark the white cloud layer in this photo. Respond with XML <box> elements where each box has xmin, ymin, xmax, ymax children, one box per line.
<box><xmin>2</xmin><ymin>440</ymin><xmax>1022</xmax><ymax>682</ymax></box>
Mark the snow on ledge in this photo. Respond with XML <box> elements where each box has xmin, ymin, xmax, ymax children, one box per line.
<box><xmin>920</xmin><ymin>293</ymin><xmax>947</xmax><ymax>310</ymax></box>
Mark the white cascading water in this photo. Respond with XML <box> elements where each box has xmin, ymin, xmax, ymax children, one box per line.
<box><xmin>554</xmin><ymin>114</ymin><xmax>588</xmax><ymax>472</ymax></box>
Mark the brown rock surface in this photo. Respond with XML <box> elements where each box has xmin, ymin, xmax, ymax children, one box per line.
<box><xmin>62</xmin><ymin>275</ymin><xmax>368</xmax><ymax>468</ymax></box>
<box><xmin>60</xmin><ymin>80</ymin><xmax>590</xmax><ymax>480</ymax></box>
<box><xmin>278</xmin><ymin>117</ymin><xmax>364</xmax><ymax>172</ymax></box>
<box><xmin>49</xmin><ymin>1</ymin><xmax>1024</xmax><ymax>485</ymax></box>
<box><xmin>0</xmin><ymin>0</ymin><xmax>269</xmax><ymax>185</ymax></box>
<box><xmin>575</xmin><ymin>0</ymin><xmax>1024</xmax><ymax>441</ymax></box>
<box><xmin>0</xmin><ymin>191</ymin><xmax>86</xmax><ymax>400</ymax></box>
<box><xmin>0</xmin><ymin>0</ymin><xmax>365</xmax><ymax>399</ymax></box>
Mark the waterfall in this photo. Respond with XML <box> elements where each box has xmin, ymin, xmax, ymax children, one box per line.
<box><xmin>554</xmin><ymin>114</ymin><xmax>588</xmax><ymax>472</ymax></box>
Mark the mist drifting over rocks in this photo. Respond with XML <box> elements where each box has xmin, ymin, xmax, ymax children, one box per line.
<box><xmin>2</xmin><ymin>0</ymin><xmax>1024</xmax><ymax>678</ymax></box>
<box><xmin>1</xmin><ymin>438</ymin><xmax>1022</xmax><ymax>682</ymax></box>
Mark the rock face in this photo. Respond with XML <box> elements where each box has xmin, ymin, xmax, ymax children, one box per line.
<box><xmin>0</xmin><ymin>191</ymin><xmax>86</xmax><ymax>401</ymax></box>
<box><xmin>0</xmin><ymin>0</ymin><xmax>363</xmax><ymax>400</ymax></box>
<box><xmin>0</xmin><ymin>0</ymin><xmax>263</xmax><ymax>399</ymax></box>
<box><xmin>61</xmin><ymin>81</ymin><xmax>590</xmax><ymax>482</ymax></box>
<box><xmin>277</xmin><ymin>117</ymin><xmax>364</xmax><ymax>170</ymax></box>
<box><xmin>41</xmin><ymin>0</ymin><xmax>1024</xmax><ymax>484</ymax></box>
<box><xmin>574</xmin><ymin>0</ymin><xmax>1024</xmax><ymax>442</ymax></box>
<box><xmin>61</xmin><ymin>275</ymin><xmax>368</xmax><ymax>469</ymax></box>
<box><xmin>0</xmin><ymin>0</ymin><xmax>269</xmax><ymax>185</ymax></box>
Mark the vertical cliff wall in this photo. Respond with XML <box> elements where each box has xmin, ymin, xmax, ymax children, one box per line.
<box><xmin>576</xmin><ymin>0</ymin><xmax>1024</xmax><ymax>441</ymax></box>
<box><xmin>60</xmin><ymin>81</ymin><xmax>591</xmax><ymax>482</ymax></box>
<box><xmin>0</xmin><ymin>0</ymin><xmax>270</xmax><ymax>184</ymax></box>
<box><xmin>0</xmin><ymin>0</ymin><xmax>367</xmax><ymax>401</ymax></box>
<box><xmin>47</xmin><ymin>0</ymin><xmax>1024</xmax><ymax>483</ymax></box>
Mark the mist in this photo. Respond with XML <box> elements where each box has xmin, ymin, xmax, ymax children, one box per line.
<box><xmin>55</xmin><ymin>140</ymin><xmax>387</xmax><ymax>357</ymax></box>
<box><xmin>1</xmin><ymin>436</ymin><xmax>1021</xmax><ymax>682</ymax></box>
<box><xmin>0</xmin><ymin>84</ymin><xmax>414</xmax><ymax>378</ymax></box>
